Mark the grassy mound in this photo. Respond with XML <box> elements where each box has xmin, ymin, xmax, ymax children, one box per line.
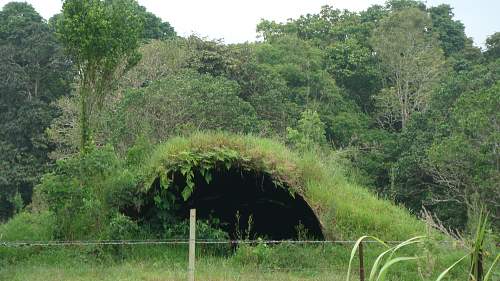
<box><xmin>0</xmin><ymin>132</ymin><xmax>426</xmax><ymax>242</ymax></box>
<box><xmin>139</xmin><ymin>132</ymin><xmax>426</xmax><ymax>240</ymax></box>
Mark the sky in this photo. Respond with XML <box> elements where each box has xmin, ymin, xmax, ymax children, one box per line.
<box><xmin>1</xmin><ymin>0</ymin><xmax>498</xmax><ymax>47</ymax></box>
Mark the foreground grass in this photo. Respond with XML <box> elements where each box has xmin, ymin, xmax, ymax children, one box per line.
<box><xmin>2</xmin><ymin>260</ymin><xmax>345</xmax><ymax>281</ymax></box>
<box><xmin>0</xmin><ymin>243</ymin><xmax>468</xmax><ymax>281</ymax></box>
<box><xmin>1</xmin><ymin>247</ymin><xmax>344</xmax><ymax>281</ymax></box>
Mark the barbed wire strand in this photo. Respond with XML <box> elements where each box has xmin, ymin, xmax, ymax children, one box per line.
<box><xmin>0</xmin><ymin>239</ymin><xmax>459</xmax><ymax>247</ymax></box>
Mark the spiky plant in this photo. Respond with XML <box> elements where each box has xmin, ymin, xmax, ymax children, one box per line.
<box><xmin>346</xmin><ymin>235</ymin><xmax>425</xmax><ymax>281</ymax></box>
<box><xmin>436</xmin><ymin>209</ymin><xmax>499</xmax><ymax>281</ymax></box>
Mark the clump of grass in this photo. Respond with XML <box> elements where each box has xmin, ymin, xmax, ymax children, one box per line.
<box><xmin>0</xmin><ymin>211</ymin><xmax>55</xmax><ymax>242</ymax></box>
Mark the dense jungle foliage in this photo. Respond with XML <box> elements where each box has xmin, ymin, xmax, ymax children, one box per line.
<box><xmin>0</xmin><ymin>0</ymin><xmax>498</xmax><ymax>238</ymax></box>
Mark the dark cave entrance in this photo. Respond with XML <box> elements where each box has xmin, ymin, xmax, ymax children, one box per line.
<box><xmin>132</xmin><ymin>167</ymin><xmax>324</xmax><ymax>240</ymax></box>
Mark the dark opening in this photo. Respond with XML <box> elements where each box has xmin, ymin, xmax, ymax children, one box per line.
<box><xmin>127</xmin><ymin>167</ymin><xmax>323</xmax><ymax>240</ymax></box>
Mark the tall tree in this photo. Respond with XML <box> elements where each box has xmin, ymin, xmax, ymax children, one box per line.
<box><xmin>428</xmin><ymin>4</ymin><xmax>467</xmax><ymax>57</ymax></box>
<box><xmin>0</xmin><ymin>2</ymin><xmax>71</xmax><ymax>220</ymax></box>
<box><xmin>371</xmin><ymin>8</ymin><xmax>445</xmax><ymax>130</ymax></box>
<box><xmin>485</xmin><ymin>32</ymin><xmax>500</xmax><ymax>60</ymax></box>
<box><xmin>56</xmin><ymin>0</ymin><xmax>143</xmax><ymax>151</ymax></box>
<box><xmin>385</xmin><ymin>0</ymin><xmax>426</xmax><ymax>11</ymax></box>
<box><xmin>427</xmin><ymin>82</ymin><xmax>500</xmax><ymax>227</ymax></box>
<box><xmin>139</xmin><ymin>6</ymin><xmax>176</xmax><ymax>40</ymax></box>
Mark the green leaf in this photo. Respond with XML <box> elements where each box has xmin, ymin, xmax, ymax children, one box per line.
<box><xmin>369</xmin><ymin>248</ymin><xmax>395</xmax><ymax>281</ymax></box>
<box><xmin>181</xmin><ymin>186</ymin><xmax>192</xmax><ymax>201</ymax></box>
<box><xmin>376</xmin><ymin>257</ymin><xmax>418</xmax><ymax>281</ymax></box>
<box><xmin>204</xmin><ymin>171</ymin><xmax>212</xmax><ymax>184</ymax></box>
<box><xmin>484</xmin><ymin>253</ymin><xmax>500</xmax><ymax>281</ymax></box>
<box><xmin>346</xmin><ymin>236</ymin><xmax>389</xmax><ymax>281</ymax></box>
<box><xmin>153</xmin><ymin>194</ymin><xmax>161</xmax><ymax>205</ymax></box>
<box><xmin>180</xmin><ymin>166</ymin><xmax>190</xmax><ymax>176</ymax></box>
<box><xmin>159</xmin><ymin>173</ymin><xmax>171</xmax><ymax>189</ymax></box>
<box><xmin>435</xmin><ymin>253</ymin><xmax>470</xmax><ymax>281</ymax></box>
<box><xmin>370</xmin><ymin>236</ymin><xmax>425</xmax><ymax>281</ymax></box>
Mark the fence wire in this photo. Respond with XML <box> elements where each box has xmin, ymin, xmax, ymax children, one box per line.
<box><xmin>0</xmin><ymin>239</ymin><xmax>457</xmax><ymax>247</ymax></box>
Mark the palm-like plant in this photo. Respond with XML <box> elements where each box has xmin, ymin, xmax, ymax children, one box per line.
<box><xmin>346</xmin><ymin>235</ymin><xmax>425</xmax><ymax>281</ymax></box>
<box><xmin>346</xmin><ymin>209</ymin><xmax>499</xmax><ymax>281</ymax></box>
<box><xmin>436</xmin><ymin>209</ymin><xmax>499</xmax><ymax>281</ymax></box>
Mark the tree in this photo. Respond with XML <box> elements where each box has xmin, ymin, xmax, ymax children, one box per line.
<box><xmin>139</xmin><ymin>7</ymin><xmax>176</xmax><ymax>40</ymax></box>
<box><xmin>254</xmin><ymin>36</ymin><xmax>367</xmax><ymax>146</ymax></box>
<box><xmin>385</xmin><ymin>0</ymin><xmax>426</xmax><ymax>11</ymax></box>
<box><xmin>428</xmin><ymin>4</ymin><xmax>467</xmax><ymax>57</ymax></box>
<box><xmin>427</xmin><ymin>82</ymin><xmax>500</xmax><ymax>228</ymax></box>
<box><xmin>56</xmin><ymin>0</ymin><xmax>143</xmax><ymax>151</ymax></box>
<box><xmin>387</xmin><ymin>58</ymin><xmax>500</xmax><ymax>230</ymax></box>
<box><xmin>104</xmin><ymin>71</ymin><xmax>263</xmax><ymax>151</ymax></box>
<box><xmin>286</xmin><ymin>110</ymin><xmax>327</xmax><ymax>151</ymax></box>
<box><xmin>256</xmin><ymin>5</ymin><xmax>384</xmax><ymax>112</ymax></box>
<box><xmin>324</xmin><ymin>38</ymin><xmax>382</xmax><ymax>112</ymax></box>
<box><xmin>185</xmin><ymin>36</ymin><xmax>236</xmax><ymax>77</ymax></box>
<box><xmin>119</xmin><ymin>39</ymin><xmax>189</xmax><ymax>89</ymax></box>
<box><xmin>485</xmin><ymin>32</ymin><xmax>500</xmax><ymax>60</ymax></box>
<box><xmin>0</xmin><ymin>2</ymin><xmax>72</xmax><ymax>221</ymax></box>
<box><xmin>257</xmin><ymin>5</ymin><xmax>376</xmax><ymax>47</ymax></box>
<box><xmin>371</xmin><ymin>8</ymin><xmax>445</xmax><ymax>130</ymax></box>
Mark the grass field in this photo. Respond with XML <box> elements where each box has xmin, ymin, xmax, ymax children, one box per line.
<box><xmin>0</xmin><ymin>242</ymin><xmax>470</xmax><ymax>281</ymax></box>
<box><xmin>2</xmin><ymin>260</ymin><xmax>345</xmax><ymax>281</ymax></box>
<box><xmin>1</xmin><ymin>245</ymin><xmax>346</xmax><ymax>281</ymax></box>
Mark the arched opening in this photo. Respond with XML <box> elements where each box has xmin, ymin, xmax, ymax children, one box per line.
<box><xmin>126</xmin><ymin>166</ymin><xmax>324</xmax><ymax>240</ymax></box>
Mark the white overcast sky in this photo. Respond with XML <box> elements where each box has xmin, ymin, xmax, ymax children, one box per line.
<box><xmin>1</xmin><ymin>0</ymin><xmax>498</xmax><ymax>47</ymax></box>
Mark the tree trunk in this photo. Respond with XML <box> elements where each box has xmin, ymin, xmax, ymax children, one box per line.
<box><xmin>80</xmin><ymin>86</ymin><xmax>91</xmax><ymax>151</ymax></box>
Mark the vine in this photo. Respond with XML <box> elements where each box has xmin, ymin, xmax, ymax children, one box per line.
<box><xmin>147</xmin><ymin>147</ymin><xmax>296</xmax><ymax>202</ymax></box>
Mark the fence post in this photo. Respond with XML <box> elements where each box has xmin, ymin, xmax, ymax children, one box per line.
<box><xmin>359</xmin><ymin>241</ymin><xmax>365</xmax><ymax>281</ymax></box>
<box><xmin>188</xmin><ymin>209</ymin><xmax>196</xmax><ymax>281</ymax></box>
<box><xmin>477</xmin><ymin>249</ymin><xmax>483</xmax><ymax>281</ymax></box>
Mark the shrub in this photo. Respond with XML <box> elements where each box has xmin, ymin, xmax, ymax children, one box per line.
<box><xmin>0</xmin><ymin>211</ymin><xmax>56</xmax><ymax>263</ymax></box>
<box><xmin>0</xmin><ymin>211</ymin><xmax>55</xmax><ymax>241</ymax></box>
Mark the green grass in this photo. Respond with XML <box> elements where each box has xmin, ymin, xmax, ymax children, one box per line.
<box><xmin>0</xmin><ymin>242</ymin><xmax>469</xmax><ymax>281</ymax></box>
<box><xmin>0</xmin><ymin>245</ymin><xmax>344</xmax><ymax>281</ymax></box>
<box><xmin>2</xmin><ymin>259</ymin><xmax>344</xmax><ymax>281</ymax></box>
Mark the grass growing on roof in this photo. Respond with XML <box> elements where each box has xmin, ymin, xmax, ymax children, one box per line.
<box><xmin>140</xmin><ymin>132</ymin><xmax>426</xmax><ymax>240</ymax></box>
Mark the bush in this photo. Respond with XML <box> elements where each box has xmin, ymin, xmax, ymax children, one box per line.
<box><xmin>0</xmin><ymin>211</ymin><xmax>56</xmax><ymax>263</ymax></box>
<box><xmin>107</xmin><ymin>213</ymin><xmax>140</xmax><ymax>240</ymax></box>
<box><xmin>33</xmin><ymin>145</ymin><xmax>138</xmax><ymax>241</ymax></box>
<box><xmin>0</xmin><ymin>211</ymin><xmax>55</xmax><ymax>241</ymax></box>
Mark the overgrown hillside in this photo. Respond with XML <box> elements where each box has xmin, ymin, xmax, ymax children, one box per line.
<box><xmin>2</xmin><ymin>0</ymin><xmax>498</xmax><ymax>232</ymax></box>
<box><xmin>1</xmin><ymin>133</ymin><xmax>471</xmax><ymax>281</ymax></box>
<box><xmin>0</xmin><ymin>133</ymin><xmax>424</xmax><ymax>241</ymax></box>
<box><xmin>1</xmin><ymin>0</ymin><xmax>498</xmax><ymax>280</ymax></box>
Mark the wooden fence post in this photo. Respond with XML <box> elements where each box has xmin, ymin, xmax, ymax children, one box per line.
<box><xmin>477</xmin><ymin>249</ymin><xmax>483</xmax><ymax>281</ymax></box>
<box><xmin>359</xmin><ymin>241</ymin><xmax>365</xmax><ymax>281</ymax></box>
<box><xmin>188</xmin><ymin>209</ymin><xmax>196</xmax><ymax>281</ymax></box>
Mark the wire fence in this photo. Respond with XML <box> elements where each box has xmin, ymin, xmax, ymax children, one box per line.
<box><xmin>0</xmin><ymin>238</ymin><xmax>459</xmax><ymax>247</ymax></box>
<box><xmin>0</xmin><ymin>209</ymin><xmax>481</xmax><ymax>281</ymax></box>
<box><xmin>0</xmin><ymin>237</ymin><xmax>472</xmax><ymax>281</ymax></box>
<box><xmin>1</xmin><ymin>236</ymin><xmax>483</xmax><ymax>281</ymax></box>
